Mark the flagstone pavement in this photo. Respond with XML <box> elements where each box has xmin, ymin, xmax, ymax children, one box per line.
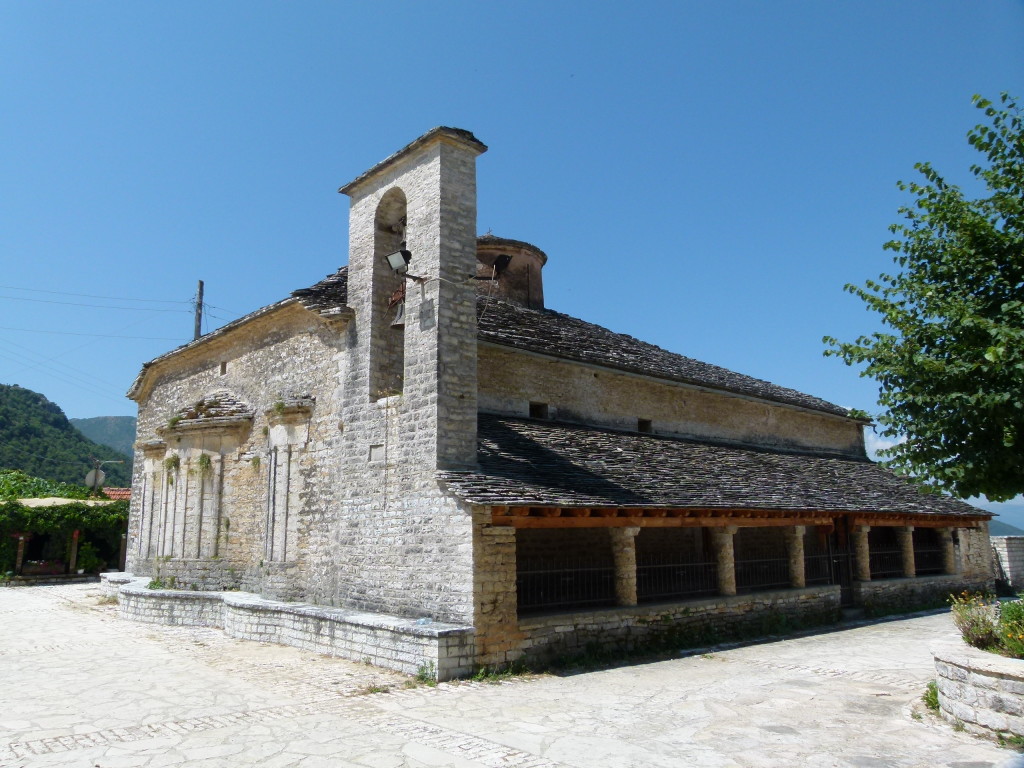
<box><xmin>0</xmin><ymin>583</ymin><xmax>1018</xmax><ymax>768</ymax></box>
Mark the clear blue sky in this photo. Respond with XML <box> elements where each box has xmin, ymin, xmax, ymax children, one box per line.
<box><xmin>2</xmin><ymin>2</ymin><xmax>1022</xmax><ymax>516</ymax></box>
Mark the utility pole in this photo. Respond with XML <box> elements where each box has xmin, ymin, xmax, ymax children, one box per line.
<box><xmin>193</xmin><ymin>279</ymin><xmax>204</xmax><ymax>340</ymax></box>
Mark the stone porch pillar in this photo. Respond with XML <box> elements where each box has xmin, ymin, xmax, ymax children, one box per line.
<box><xmin>939</xmin><ymin>528</ymin><xmax>957</xmax><ymax>575</ymax></box>
<box><xmin>786</xmin><ymin>526</ymin><xmax>806</xmax><ymax>588</ymax></box>
<box><xmin>609</xmin><ymin>527</ymin><xmax>640</xmax><ymax>606</ymax></box>
<box><xmin>897</xmin><ymin>526</ymin><xmax>916</xmax><ymax>578</ymax></box>
<box><xmin>473</xmin><ymin>520</ymin><xmax>523</xmax><ymax>667</ymax></box>
<box><xmin>711</xmin><ymin>526</ymin><xmax>738</xmax><ymax>596</ymax></box>
<box><xmin>852</xmin><ymin>525</ymin><xmax>871</xmax><ymax>582</ymax></box>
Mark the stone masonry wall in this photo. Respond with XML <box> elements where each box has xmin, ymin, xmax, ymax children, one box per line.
<box><xmin>851</xmin><ymin>575</ymin><xmax>989</xmax><ymax>617</ymax></box>
<box><xmin>127</xmin><ymin>302</ymin><xmax>346</xmax><ymax>601</ymax></box>
<box><xmin>992</xmin><ymin>536</ymin><xmax>1024</xmax><ymax>590</ymax></box>
<box><xmin>960</xmin><ymin>523</ymin><xmax>996</xmax><ymax>581</ymax></box>
<box><xmin>518</xmin><ymin>586</ymin><xmax>840</xmax><ymax>664</ymax></box>
<box><xmin>478</xmin><ymin>345</ymin><xmax>865</xmax><ymax>457</ymax></box>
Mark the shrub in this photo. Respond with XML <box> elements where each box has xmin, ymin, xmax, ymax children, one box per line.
<box><xmin>949</xmin><ymin>591</ymin><xmax>999</xmax><ymax>650</ymax></box>
<box><xmin>999</xmin><ymin>600</ymin><xmax>1024</xmax><ymax>659</ymax></box>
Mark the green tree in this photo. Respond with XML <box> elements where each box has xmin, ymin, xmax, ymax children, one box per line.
<box><xmin>825</xmin><ymin>93</ymin><xmax>1024</xmax><ymax>502</ymax></box>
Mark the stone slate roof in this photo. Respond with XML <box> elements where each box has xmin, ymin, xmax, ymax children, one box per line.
<box><xmin>284</xmin><ymin>269</ymin><xmax>849</xmax><ymax>416</ymax></box>
<box><xmin>291</xmin><ymin>266</ymin><xmax>349</xmax><ymax>312</ymax></box>
<box><xmin>476</xmin><ymin>297</ymin><xmax>849</xmax><ymax>417</ymax></box>
<box><xmin>439</xmin><ymin>414</ymin><xmax>986</xmax><ymax>518</ymax></box>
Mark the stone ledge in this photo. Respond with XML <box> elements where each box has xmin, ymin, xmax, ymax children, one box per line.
<box><xmin>114</xmin><ymin>577</ymin><xmax>475</xmax><ymax>680</ymax></box>
<box><xmin>933</xmin><ymin>640</ymin><xmax>1024</xmax><ymax>738</ymax></box>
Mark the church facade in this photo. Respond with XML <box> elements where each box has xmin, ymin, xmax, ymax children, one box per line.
<box><xmin>124</xmin><ymin>128</ymin><xmax>993</xmax><ymax>678</ymax></box>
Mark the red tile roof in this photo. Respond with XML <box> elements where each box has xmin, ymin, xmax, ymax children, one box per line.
<box><xmin>103</xmin><ymin>487</ymin><xmax>131</xmax><ymax>501</ymax></box>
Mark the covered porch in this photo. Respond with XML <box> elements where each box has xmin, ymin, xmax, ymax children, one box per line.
<box><xmin>491</xmin><ymin>505</ymin><xmax>977</xmax><ymax>615</ymax></box>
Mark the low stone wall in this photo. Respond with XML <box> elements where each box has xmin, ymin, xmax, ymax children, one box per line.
<box><xmin>116</xmin><ymin>578</ymin><xmax>475</xmax><ymax>681</ymax></box>
<box><xmin>134</xmin><ymin>557</ymin><xmax>242</xmax><ymax>592</ymax></box>
<box><xmin>853</xmin><ymin>575</ymin><xmax>990</xmax><ymax>617</ymax></box>
<box><xmin>120</xmin><ymin>582</ymin><xmax>224</xmax><ymax>627</ymax></box>
<box><xmin>933</xmin><ymin>641</ymin><xmax>1024</xmax><ymax>738</ymax></box>
<box><xmin>519</xmin><ymin>586</ymin><xmax>840</xmax><ymax>663</ymax></box>
<box><xmin>99</xmin><ymin>572</ymin><xmax>135</xmax><ymax>599</ymax></box>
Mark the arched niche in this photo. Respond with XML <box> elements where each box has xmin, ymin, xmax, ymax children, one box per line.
<box><xmin>370</xmin><ymin>187</ymin><xmax>408</xmax><ymax>399</ymax></box>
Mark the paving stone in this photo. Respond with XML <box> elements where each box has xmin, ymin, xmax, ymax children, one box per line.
<box><xmin>0</xmin><ymin>583</ymin><xmax>1010</xmax><ymax>767</ymax></box>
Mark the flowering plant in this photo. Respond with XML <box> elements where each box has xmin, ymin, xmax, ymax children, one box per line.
<box><xmin>950</xmin><ymin>591</ymin><xmax>1024</xmax><ymax>659</ymax></box>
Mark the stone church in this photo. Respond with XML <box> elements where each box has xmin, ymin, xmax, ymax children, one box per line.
<box><xmin>123</xmin><ymin>127</ymin><xmax>992</xmax><ymax>679</ymax></box>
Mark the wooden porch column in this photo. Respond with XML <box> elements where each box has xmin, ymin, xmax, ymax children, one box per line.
<box><xmin>897</xmin><ymin>526</ymin><xmax>916</xmax><ymax>578</ymax></box>
<box><xmin>939</xmin><ymin>528</ymin><xmax>957</xmax><ymax>575</ymax></box>
<box><xmin>711</xmin><ymin>526</ymin><xmax>738</xmax><ymax>596</ymax></box>
<box><xmin>609</xmin><ymin>527</ymin><xmax>640</xmax><ymax>606</ymax></box>
<box><xmin>68</xmin><ymin>529</ymin><xmax>80</xmax><ymax>574</ymax></box>
<box><xmin>15</xmin><ymin>535</ymin><xmax>27</xmax><ymax>576</ymax></box>
<box><xmin>786</xmin><ymin>526</ymin><xmax>806</xmax><ymax>588</ymax></box>
<box><xmin>852</xmin><ymin>525</ymin><xmax>871</xmax><ymax>582</ymax></box>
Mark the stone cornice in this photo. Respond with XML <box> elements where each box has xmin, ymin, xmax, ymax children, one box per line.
<box><xmin>338</xmin><ymin>127</ymin><xmax>487</xmax><ymax>197</ymax></box>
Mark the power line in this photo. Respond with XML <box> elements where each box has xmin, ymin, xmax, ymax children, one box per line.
<box><xmin>0</xmin><ymin>294</ymin><xmax>192</xmax><ymax>312</ymax></box>
<box><xmin>0</xmin><ymin>340</ymin><xmax>127</xmax><ymax>402</ymax></box>
<box><xmin>0</xmin><ymin>326</ymin><xmax>187</xmax><ymax>341</ymax></box>
<box><xmin>206</xmin><ymin>303</ymin><xmax>246</xmax><ymax>317</ymax></box>
<box><xmin>0</xmin><ymin>284</ymin><xmax>192</xmax><ymax>304</ymax></box>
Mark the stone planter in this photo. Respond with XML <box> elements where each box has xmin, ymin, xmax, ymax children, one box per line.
<box><xmin>932</xmin><ymin>640</ymin><xmax>1024</xmax><ymax>738</ymax></box>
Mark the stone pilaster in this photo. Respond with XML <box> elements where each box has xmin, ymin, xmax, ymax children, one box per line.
<box><xmin>897</xmin><ymin>526</ymin><xmax>916</xmax><ymax>578</ymax></box>
<box><xmin>609</xmin><ymin>527</ymin><xmax>640</xmax><ymax>606</ymax></box>
<box><xmin>712</xmin><ymin>526</ymin><xmax>738</xmax><ymax>596</ymax></box>
<box><xmin>852</xmin><ymin>525</ymin><xmax>871</xmax><ymax>582</ymax></box>
<box><xmin>786</xmin><ymin>526</ymin><xmax>806</xmax><ymax>588</ymax></box>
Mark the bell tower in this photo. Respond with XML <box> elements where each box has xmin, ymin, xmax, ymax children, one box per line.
<box><xmin>340</xmin><ymin>127</ymin><xmax>487</xmax><ymax>472</ymax></box>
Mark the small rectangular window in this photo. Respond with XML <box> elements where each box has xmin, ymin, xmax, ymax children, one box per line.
<box><xmin>638</xmin><ymin>419</ymin><xmax>652</xmax><ymax>433</ymax></box>
<box><xmin>219</xmin><ymin>361</ymin><xmax>227</xmax><ymax>375</ymax></box>
<box><xmin>529</xmin><ymin>402</ymin><xmax>549</xmax><ymax>420</ymax></box>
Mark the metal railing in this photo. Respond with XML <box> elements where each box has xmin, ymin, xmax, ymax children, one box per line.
<box><xmin>636</xmin><ymin>560</ymin><xmax>717</xmax><ymax>602</ymax></box>
<box><xmin>915</xmin><ymin>546</ymin><xmax>945</xmax><ymax>575</ymax></box>
<box><xmin>870</xmin><ymin>549</ymin><xmax>905</xmax><ymax>579</ymax></box>
<box><xmin>516</xmin><ymin>561</ymin><xmax>616</xmax><ymax>615</ymax></box>
<box><xmin>735</xmin><ymin>557</ymin><xmax>791</xmax><ymax>593</ymax></box>
<box><xmin>804</xmin><ymin>553</ymin><xmax>837</xmax><ymax>586</ymax></box>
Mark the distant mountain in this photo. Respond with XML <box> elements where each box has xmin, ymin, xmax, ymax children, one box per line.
<box><xmin>0</xmin><ymin>384</ymin><xmax>131</xmax><ymax>486</ymax></box>
<box><xmin>990</xmin><ymin>520</ymin><xmax>1024</xmax><ymax>536</ymax></box>
<box><xmin>70</xmin><ymin>415</ymin><xmax>137</xmax><ymax>459</ymax></box>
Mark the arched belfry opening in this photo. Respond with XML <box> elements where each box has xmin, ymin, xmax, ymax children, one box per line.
<box><xmin>370</xmin><ymin>188</ymin><xmax>408</xmax><ymax>399</ymax></box>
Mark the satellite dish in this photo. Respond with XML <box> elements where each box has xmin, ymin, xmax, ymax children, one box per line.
<box><xmin>85</xmin><ymin>469</ymin><xmax>106</xmax><ymax>490</ymax></box>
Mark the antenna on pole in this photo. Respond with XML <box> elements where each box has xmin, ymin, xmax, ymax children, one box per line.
<box><xmin>193</xmin><ymin>280</ymin><xmax>204</xmax><ymax>340</ymax></box>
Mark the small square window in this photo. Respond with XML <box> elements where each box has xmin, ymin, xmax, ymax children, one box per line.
<box><xmin>638</xmin><ymin>419</ymin><xmax>652</xmax><ymax>433</ymax></box>
<box><xmin>529</xmin><ymin>402</ymin><xmax>549</xmax><ymax>419</ymax></box>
